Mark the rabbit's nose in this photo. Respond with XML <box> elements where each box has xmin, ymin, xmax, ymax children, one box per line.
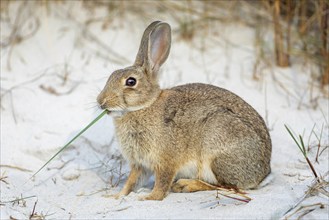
<box><xmin>98</xmin><ymin>99</ymin><xmax>107</xmax><ymax>109</ymax></box>
<box><xmin>100</xmin><ymin>102</ymin><xmax>107</xmax><ymax>110</ymax></box>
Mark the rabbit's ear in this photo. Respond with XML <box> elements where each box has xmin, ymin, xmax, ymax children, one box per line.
<box><xmin>134</xmin><ymin>21</ymin><xmax>171</xmax><ymax>74</ymax></box>
<box><xmin>134</xmin><ymin>21</ymin><xmax>161</xmax><ymax>67</ymax></box>
<box><xmin>147</xmin><ymin>22</ymin><xmax>171</xmax><ymax>73</ymax></box>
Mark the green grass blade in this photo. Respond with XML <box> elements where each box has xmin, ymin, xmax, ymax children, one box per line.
<box><xmin>307</xmin><ymin>123</ymin><xmax>316</xmax><ymax>148</ymax></box>
<box><xmin>299</xmin><ymin>135</ymin><xmax>307</xmax><ymax>156</ymax></box>
<box><xmin>30</xmin><ymin>110</ymin><xmax>108</xmax><ymax>179</ymax></box>
<box><xmin>312</xmin><ymin>123</ymin><xmax>324</xmax><ymax>143</ymax></box>
<box><xmin>284</xmin><ymin>124</ymin><xmax>305</xmax><ymax>157</ymax></box>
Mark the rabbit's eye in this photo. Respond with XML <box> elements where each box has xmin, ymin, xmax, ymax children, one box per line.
<box><xmin>125</xmin><ymin>77</ymin><xmax>137</xmax><ymax>87</ymax></box>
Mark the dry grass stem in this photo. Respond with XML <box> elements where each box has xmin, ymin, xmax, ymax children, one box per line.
<box><xmin>112</xmin><ymin>206</ymin><xmax>132</xmax><ymax>212</ymax></box>
<box><xmin>0</xmin><ymin>195</ymin><xmax>36</xmax><ymax>206</ymax></box>
<box><xmin>78</xmin><ymin>188</ymin><xmax>111</xmax><ymax>197</ymax></box>
<box><xmin>0</xmin><ymin>164</ymin><xmax>32</xmax><ymax>172</ymax></box>
<box><xmin>284</xmin><ymin>202</ymin><xmax>327</xmax><ymax>220</ymax></box>
<box><xmin>108</xmin><ymin>160</ymin><xmax>125</xmax><ymax>188</ymax></box>
<box><xmin>198</xmin><ymin>180</ymin><xmax>251</xmax><ymax>203</ymax></box>
<box><xmin>306</xmin><ymin>176</ymin><xmax>329</xmax><ymax>197</ymax></box>
<box><xmin>2</xmin><ymin>1</ymin><xmax>40</xmax><ymax>71</ymax></box>
<box><xmin>273</xmin><ymin>0</ymin><xmax>290</xmax><ymax>67</ymax></box>
<box><xmin>313</xmin><ymin>123</ymin><xmax>325</xmax><ymax>163</ymax></box>
<box><xmin>46</xmin><ymin>159</ymin><xmax>74</xmax><ymax>171</ymax></box>
<box><xmin>29</xmin><ymin>200</ymin><xmax>41</xmax><ymax>220</ymax></box>
<box><xmin>0</xmin><ymin>171</ymin><xmax>9</xmax><ymax>184</ymax></box>
<box><xmin>283</xmin><ymin>174</ymin><xmax>329</xmax><ymax>218</ymax></box>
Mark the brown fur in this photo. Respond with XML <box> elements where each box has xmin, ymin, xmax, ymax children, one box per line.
<box><xmin>97</xmin><ymin>21</ymin><xmax>272</xmax><ymax>200</ymax></box>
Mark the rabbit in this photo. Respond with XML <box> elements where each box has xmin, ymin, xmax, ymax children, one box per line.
<box><xmin>97</xmin><ymin>21</ymin><xmax>272</xmax><ymax>201</ymax></box>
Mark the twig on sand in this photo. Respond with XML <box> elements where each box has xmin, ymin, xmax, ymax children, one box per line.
<box><xmin>214</xmin><ymin>186</ymin><xmax>251</xmax><ymax>203</ymax></box>
<box><xmin>77</xmin><ymin>187</ymin><xmax>111</xmax><ymax>197</ymax></box>
<box><xmin>28</xmin><ymin>200</ymin><xmax>54</xmax><ymax>220</ymax></box>
<box><xmin>200</xmin><ymin>180</ymin><xmax>252</xmax><ymax>203</ymax></box>
<box><xmin>46</xmin><ymin>158</ymin><xmax>74</xmax><ymax>171</ymax></box>
<box><xmin>108</xmin><ymin>160</ymin><xmax>125</xmax><ymax>188</ymax></box>
<box><xmin>39</xmin><ymin>83</ymin><xmax>79</xmax><ymax>96</ymax></box>
<box><xmin>1</xmin><ymin>68</ymin><xmax>49</xmax><ymax>100</ymax></box>
<box><xmin>0</xmin><ymin>195</ymin><xmax>36</xmax><ymax>206</ymax></box>
<box><xmin>29</xmin><ymin>200</ymin><xmax>38</xmax><ymax>219</ymax></box>
<box><xmin>0</xmin><ymin>171</ymin><xmax>9</xmax><ymax>184</ymax></box>
<box><xmin>282</xmin><ymin>176</ymin><xmax>329</xmax><ymax>218</ymax></box>
<box><xmin>0</xmin><ymin>164</ymin><xmax>32</xmax><ymax>172</ymax></box>
<box><xmin>284</xmin><ymin>203</ymin><xmax>326</xmax><ymax>220</ymax></box>
<box><xmin>8</xmin><ymin>91</ymin><xmax>18</xmax><ymax>124</ymax></box>
<box><xmin>111</xmin><ymin>206</ymin><xmax>132</xmax><ymax>212</ymax></box>
<box><xmin>306</xmin><ymin>176</ymin><xmax>329</xmax><ymax>197</ymax></box>
<box><xmin>2</xmin><ymin>1</ymin><xmax>40</xmax><ymax>71</ymax></box>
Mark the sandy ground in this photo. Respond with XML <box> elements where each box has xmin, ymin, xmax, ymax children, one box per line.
<box><xmin>1</xmin><ymin>2</ymin><xmax>328</xmax><ymax>219</ymax></box>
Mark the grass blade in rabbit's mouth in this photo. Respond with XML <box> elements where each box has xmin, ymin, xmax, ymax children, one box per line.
<box><xmin>30</xmin><ymin>109</ymin><xmax>109</xmax><ymax>179</ymax></box>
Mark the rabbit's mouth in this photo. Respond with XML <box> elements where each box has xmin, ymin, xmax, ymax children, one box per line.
<box><xmin>103</xmin><ymin>105</ymin><xmax>147</xmax><ymax>118</ymax></box>
<box><xmin>102</xmin><ymin>106</ymin><xmax>128</xmax><ymax>117</ymax></box>
<box><xmin>98</xmin><ymin>98</ymin><xmax>147</xmax><ymax>116</ymax></box>
<box><xmin>98</xmin><ymin>98</ymin><xmax>125</xmax><ymax>113</ymax></box>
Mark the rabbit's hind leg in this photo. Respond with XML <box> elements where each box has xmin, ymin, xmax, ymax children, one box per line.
<box><xmin>171</xmin><ymin>179</ymin><xmax>217</xmax><ymax>193</ymax></box>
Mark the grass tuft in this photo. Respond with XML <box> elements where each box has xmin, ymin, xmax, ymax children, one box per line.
<box><xmin>284</xmin><ymin>124</ymin><xmax>320</xmax><ymax>182</ymax></box>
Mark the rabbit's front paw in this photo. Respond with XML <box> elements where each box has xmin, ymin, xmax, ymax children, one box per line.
<box><xmin>113</xmin><ymin>193</ymin><xmax>126</xmax><ymax>200</ymax></box>
<box><xmin>103</xmin><ymin>192</ymin><xmax>125</xmax><ymax>200</ymax></box>
<box><xmin>138</xmin><ymin>193</ymin><xmax>165</xmax><ymax>201</ymax></box>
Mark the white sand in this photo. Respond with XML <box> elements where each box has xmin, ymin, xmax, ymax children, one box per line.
<box><xmin>1</xmin><ymin>2</ymin><xmax>328</xmax><ymax>219</ymax></box>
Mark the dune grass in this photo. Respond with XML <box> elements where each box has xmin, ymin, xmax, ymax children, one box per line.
<box><xmin>284</xmin><ymin>124</ymin><xmax>320</xmax><ymax>182</ymax></box>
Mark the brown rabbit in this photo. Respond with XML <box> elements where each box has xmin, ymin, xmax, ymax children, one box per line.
<box><xmin>97</xmin><ymin>21</ymin><xmax>271</xmax><ymax>200</ymax></box>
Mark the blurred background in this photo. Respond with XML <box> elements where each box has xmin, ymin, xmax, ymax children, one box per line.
<box><xmin>1</xmin><ymin>0</ymin><xmax>328</xmax><ymax>87</ymax></box>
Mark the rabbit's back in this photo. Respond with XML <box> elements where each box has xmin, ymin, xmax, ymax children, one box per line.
<box><xmin>162</xmin><ymin>83</ymin><xmax>271</xmax><ymax>188</ymax></box>
<box><xmin>166</xmin><ymin>83</ymin><xmax>269</xmax><ymax>143</ymax></box>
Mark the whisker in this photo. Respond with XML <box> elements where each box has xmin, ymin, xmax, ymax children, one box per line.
<box><xmin>91</xmin><ymin>107</ymin><xmax>102</xmax><ymax>115</ymax></box>
<box><xmin>117</xmin><ymin>104</ymin><xmax>126</xmax><ymax>111</ymax></box>
<box><xmin>84</xmin><ymin>102</ymin><xmax>98</xmax><ymax>109</ymax></box>
<box><xmin>85</xmin><ymin>105</ymin><xmax>99</xmax><ymax>111</ymax></box>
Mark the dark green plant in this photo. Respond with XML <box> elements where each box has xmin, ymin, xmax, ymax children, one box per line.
<box><xmin>284</xmin><ymin>124</ymin><xmax>320</xmax><ymax>183</ymax></box>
